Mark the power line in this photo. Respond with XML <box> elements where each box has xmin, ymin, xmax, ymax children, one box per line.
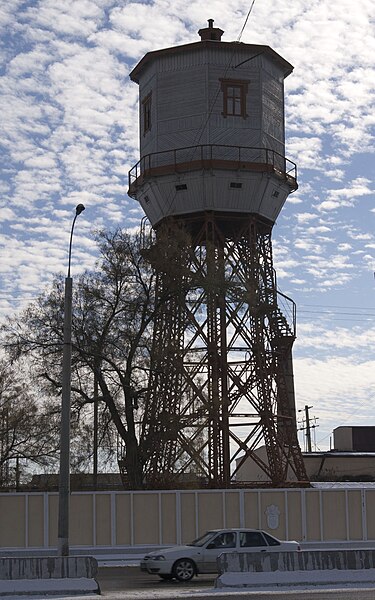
<box><xmin>237</xmin><ymin>0</ymin><xmax>257</xmax><ymax>42</ymax></box>
<box><xmin>1</xmin><ymin>298</ymin><xmax>374</xmax><ymax>321</ymax></box>
<box><xmin>300</xmin><ymin>303</ymin><xmax>375</xmax><ymax>311</ymax></box>
<box><xmin>298</xmin><ymin>315</ymin><xmax>375</xmax><ymax>323</ymax></box>
<box><xmin>299</xmin><ymin>310</ymin><xmax>375</xmax><ymax>316</ymax></box>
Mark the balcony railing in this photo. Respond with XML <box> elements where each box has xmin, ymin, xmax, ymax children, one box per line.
<box><xmin>128</xmin><ymin>144</ymin><xmax>297</xmax><ymax>194</ymax></box>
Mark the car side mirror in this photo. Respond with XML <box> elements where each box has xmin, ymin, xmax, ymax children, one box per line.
<box><xmin>206</xmin><ymin>542</ymin><xmax>216</xmax><ymax>549</ymax></box>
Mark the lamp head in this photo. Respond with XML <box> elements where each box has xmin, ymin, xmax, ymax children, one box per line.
<box><xmin>75</xmin><ymin>204</ymin><xmax>85</xmax><ymax>215</ymax></box>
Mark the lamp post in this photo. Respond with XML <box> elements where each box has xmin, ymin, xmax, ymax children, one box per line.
<box><xmin>57</xmin><ymin>203</ymin><xmax>85</xmax><ymax>557</ymax></box>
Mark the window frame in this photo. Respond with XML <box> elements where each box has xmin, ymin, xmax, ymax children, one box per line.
<box><xmin>142</xmin><ymin>92</ymin><xmax>152</xmax><ymax>134</ymax></box>
<box><xmin>239</xmin><ymin>531</ymin><xmax>268</xmax><ymax>548</ymax></box>
<box><xmin>220</xmin><ymin>78</ymin><xmax>249</xmax><ymax>118</ymax></box>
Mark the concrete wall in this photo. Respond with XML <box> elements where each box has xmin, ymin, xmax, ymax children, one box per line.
<box><xmin>218</xmin><ymin>549</ymin><xmax>375</xmax><ymax>574</ymax></box>
<box><xmin>0</xmin><ymin>487</ymin><xmax>374</xmax><ymax>551</ymax></box>
<box><xmin>0</xmin><ymin>557</ymin><xmax>99</xmax><ymax>597</ymax></box>
<box><xmin>0</xmin><ymin>556</ymin><xmax>97</xmax><ymax>580</ymax></box>
<box><xmin>216</xmin><ymin>549</ymin><xmax>375</xmax><ymax>589</ymax></box>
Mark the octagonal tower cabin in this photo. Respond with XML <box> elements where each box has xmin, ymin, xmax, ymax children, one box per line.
<box><xmin>128</xmin><ymin>20</ymin><xmax>297</xmax><ymax>227</ymax></box>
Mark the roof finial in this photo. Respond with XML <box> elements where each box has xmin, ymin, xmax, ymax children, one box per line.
<box><xmin>198</xmin><ymin>19</ymin><xmax>224</xmax><ymax>41</ymax></box>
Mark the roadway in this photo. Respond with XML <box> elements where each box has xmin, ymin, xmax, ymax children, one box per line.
<box><xmin>97</xmin><ymin>566</ymin><xmax>375</xmax><ymax>599</ymax></box>
<box><xmin>98</xmin><ymin>565</ymin><xmax>215</xmax><ymax>591</ymax></box>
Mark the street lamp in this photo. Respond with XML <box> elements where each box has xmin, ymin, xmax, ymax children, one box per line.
<box><xmin>57</xmin><ymin>203</ymin><xmax>85</xmax><ymax>557</ymax></box>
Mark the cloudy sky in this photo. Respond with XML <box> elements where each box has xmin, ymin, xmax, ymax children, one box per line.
<box><xmin>0</xmin><ymin>0</ymin><xmax>374</xmax><ymax>451</ymax></box>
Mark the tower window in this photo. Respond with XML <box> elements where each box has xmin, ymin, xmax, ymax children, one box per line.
<box><xmin>142</xmin><ymin>92</ymin><xmax>152</xmax><ymax>134</ymax></box>
<box><xmin>220</xmin><ymin>79</ymin><xmax>249</xmax><ymax>118</ymax></box>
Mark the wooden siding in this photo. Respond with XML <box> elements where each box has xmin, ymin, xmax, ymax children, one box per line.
<box><xmin>134</xmin><ymin>168</ymin><xmax>293</xmax><ymax>226</ymax></box>
<box><xmin>136</xmin><ymin>46</ymin><xmax>288</xmax><ymax>161</ymax></box>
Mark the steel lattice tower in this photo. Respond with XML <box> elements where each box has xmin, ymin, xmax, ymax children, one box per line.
<box><xmin>128</xmin><ymin>21</ymin><xmax>308</xmax><ymax>487</ymax></box>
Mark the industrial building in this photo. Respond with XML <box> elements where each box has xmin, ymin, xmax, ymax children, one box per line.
<box><xmin>236</xmin><ymin>426</ymin><xmax>375</xmax><ymax>483</ymax></box>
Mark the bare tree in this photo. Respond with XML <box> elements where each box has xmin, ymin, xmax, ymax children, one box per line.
<box><xmin>2</xmin><ymin>229</ymin><xmax>156</xmax><ymax>488</ymax></box>
<box><xmin>0</xmin><ymin>357</ymin><xmax>59</xmax><ymax>488</ymax></box>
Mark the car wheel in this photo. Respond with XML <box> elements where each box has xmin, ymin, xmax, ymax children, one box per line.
<box><xmin>158</xmin><ymin>574</ymin><xmax>174</xmax><ymax>581</ymax></box>
<box><xmin>173</xmin><ymin>558</ymin><xmax>195</xmax><ymax>581</ymax></box>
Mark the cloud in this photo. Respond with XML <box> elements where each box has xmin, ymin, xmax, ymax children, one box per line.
<box><xmin>347</xmin><ymin>230</ymin><xmax>373</xmax><ymax>241</ymax></box>
<box><xmin>0</xmin><ymin>0</ymin><xmax>374</xmax><ymax>456</ymax></box>
<box><xmin>295</xmin><ymin>213</ymin><xmax>319</xmax><ymax>224</ymax></box>
<box><xmin>287</xmin><ymin>137</ymin><xmax>323</xmax><ymax>170</ymax></box>
<box><xmin>294</xmin><ymin>356</ymin><xmax>375</xmax><ymax>448</ymax></box>
<box><xmin>21</xmin><ymin>0</ymin><xmax>104</xmax><ymax>38</ymax></box>
<box><xmin>315</xmin><ymin>177</ymin><xmax>373</xmax><ymax>212</ymax></box>
<box><xmin>296</xmin><ymin>322</ymin><xmax>375</xmax><ymax>353</ymax></box>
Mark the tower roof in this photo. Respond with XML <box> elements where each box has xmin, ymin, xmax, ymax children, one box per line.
<box><xmin>129</xmin><ymin>25</ymin><xmax>293</xmax><ymax>83</ymax></box>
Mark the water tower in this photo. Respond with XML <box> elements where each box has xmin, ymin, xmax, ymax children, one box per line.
<box><xmin>128</xmin><ymin>20</ymin><xmax>308</xmax><ymax>487</ymax></box>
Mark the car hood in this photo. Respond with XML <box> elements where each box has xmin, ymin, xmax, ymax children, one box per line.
<box><xmin>146</xmin><ymin>545</ymin><xmax>197</xmax><ymax>557</ymax></box>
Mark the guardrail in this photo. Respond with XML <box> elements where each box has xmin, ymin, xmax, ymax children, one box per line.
<box><xmin>216</xmin><ymin>549</ymin><xmax>375</xmax><ymax>589</ymax></box>
<box><xmin>277</xmin><ymin>290</ymin><xmax>297</xmax><ymax>337</ymax></box>
<box><xmin>0</xmin><ymin>556</ymin><xmax>99</xmax><ymax>596</ymax></box>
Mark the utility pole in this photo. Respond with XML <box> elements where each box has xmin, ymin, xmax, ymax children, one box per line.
<box><xmin>93</xmin><ymin>370</ymin><xmax>98</xmax><ymax>489</ymax></box>
<box><xmin>298</xmin><ymin>405</ymin><xmax>319</xmax><ymax>452</ymax></box>
<box><xmin>305</xmin><ymin>405</ymin><xmax>312</xmax><ymax>453</ymax></box>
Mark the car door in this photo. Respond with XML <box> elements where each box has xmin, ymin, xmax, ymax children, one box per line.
<box><xmin>239</xmin><ymin>530</ymin><xmax>268</xmax><ymax>553</ymax></box>
<box><xmin>200</xmin><ymin>531</ymin><xmax>237</xmax><ymax>573</ymax></box>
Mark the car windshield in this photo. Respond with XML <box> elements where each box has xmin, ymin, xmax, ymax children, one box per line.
<box><xmin>187</xmin><ymin>531</ymin><xmax>216</xmax><ymax>547</ymax></box>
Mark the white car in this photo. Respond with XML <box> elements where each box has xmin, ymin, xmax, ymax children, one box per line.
<box><xmin>140</xmin><ymin>528</ymin><xmax>301</xmax><ymax>581</ymax></box>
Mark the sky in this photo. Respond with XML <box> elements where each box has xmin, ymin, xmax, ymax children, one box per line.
<box><xmin>0</xmin><ymin>0</ymin><xmax>374</xmax><ymax>452</ymax></box>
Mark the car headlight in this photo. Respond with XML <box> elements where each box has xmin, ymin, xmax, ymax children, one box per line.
<box><xmin>151</xmin><ymin>555</ymin><xmax>166</xmax><ymax>561</ymax></box>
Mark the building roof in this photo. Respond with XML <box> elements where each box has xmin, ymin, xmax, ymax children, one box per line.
<box><xmin>129</xmin><ymin>40</ymin><xmax>294</xmax><ymax>83</ymax></box>
<box><xmin>312</xmin><ymin>481</ymin><xmax>375</xmax><ymax>489</ymax></box>
<box><xmin>303</xmin><ymin>451</ymin><xmax>375</xmax><ymax>457</ymax></box>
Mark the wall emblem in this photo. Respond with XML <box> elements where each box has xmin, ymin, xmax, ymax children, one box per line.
<box><xmin>265</xmin><ymin>504</ymin><xmax>280</xmax><ymax>530</ymax></box>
